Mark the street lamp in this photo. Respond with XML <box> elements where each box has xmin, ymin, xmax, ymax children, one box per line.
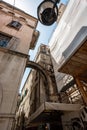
<box><xmin>37</xmin><ymin>0</ymin><xmax>60</xmax><ymax>26</ymax></box>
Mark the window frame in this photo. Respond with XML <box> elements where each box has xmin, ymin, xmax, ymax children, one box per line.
<box><xmin>7</xmin><ymin>20</ymin><xmax>22</xmax><ymax>30</ymax></box>
<box><xmin>0</xmin><ymin>32</ymin><xmax>12</xmax><ymax>48</ymax></box>
<box><xmin>0</xmin><ymin>31</ymin><xmax>19</xmax><ymax>50</ymax></box>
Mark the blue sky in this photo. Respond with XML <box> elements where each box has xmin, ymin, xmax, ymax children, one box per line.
<box><xmin>3</xmin><ymin>0</ymin><xmax>69</xmax><ymax>92</ymax></box>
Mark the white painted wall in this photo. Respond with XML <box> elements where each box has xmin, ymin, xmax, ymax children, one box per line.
<box><xmin>49</xmin><ymin>0</ymin><xmax>87</xmax><ymax>66</ymax></box>
<box><xmin>49</xmin><ymin>0</ymin><xmax>87</xmax><ymax>91</ymax></box>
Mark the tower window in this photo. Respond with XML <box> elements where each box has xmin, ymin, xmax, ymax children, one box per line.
<box><xmin>0</xmin><ymin>33</ymin><xmax>11</xmax><ymax>47</ymax></box>
<box><xmin>8</xmin><ymin>20</ymin><xmax>22</xmax><ymax>30</ymax></box>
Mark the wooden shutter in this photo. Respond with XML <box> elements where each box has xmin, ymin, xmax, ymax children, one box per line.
<box><xmin>7</xmin><ymin>37</ymin><xmax>20</xmax><ymax>51</ymax></box>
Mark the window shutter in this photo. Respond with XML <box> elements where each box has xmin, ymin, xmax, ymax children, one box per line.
<box><xmin>8</xmin><ymin>37</ymin><xmax>20</xmax><ymax>51</ymax></box>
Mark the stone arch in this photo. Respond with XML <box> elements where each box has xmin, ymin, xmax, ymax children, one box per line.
<box><xmin>26</xmin><ymin>60</ymin><xmax>49</xmax><ymax>82</ymax></box>
<box><xmin>26</xmin><ymin>60</ymin><xmax>50</xmax><ymax>100</ymax></box>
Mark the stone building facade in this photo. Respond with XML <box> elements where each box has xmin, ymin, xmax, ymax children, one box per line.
<box><xmin>17</xmin><ymin>44</ymin><xmax>83</xmax><ymax>130</ymax></box>
<box><xmin>29</xmin><ymin>44</ymin><xmax>59</xmax><ymax>115</ymax></box>
<box><xmin>17</xmin><ymin>44</ymin><xmax>60</xmax><ymax>130</ymax></box>
<box><xmin>0</xmin><ymin>1</ymin><xmax>39</xmax><ymax>130</ymax></box>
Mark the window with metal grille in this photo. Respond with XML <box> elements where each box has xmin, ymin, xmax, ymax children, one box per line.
<box><xmin>0</xmin><ymin>33</ymin><xmax>11</xmax><ymax>47</ymax></box>
<box><xmin>8</xmin><ymin>20</ymin><xmax>22</xmax><ymax>30</ymax></box>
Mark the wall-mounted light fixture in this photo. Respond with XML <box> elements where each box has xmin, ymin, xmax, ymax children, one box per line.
<box><xmin>37</xmin><ymin>0</ymin><xmax>60</xmax><ymax>26</ymax></box>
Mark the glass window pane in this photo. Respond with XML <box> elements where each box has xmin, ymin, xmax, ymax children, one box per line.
<box><xmin>0</xmin><ymin>33</ymin><xmax>11</xmax><ymax>47</ymax></box>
